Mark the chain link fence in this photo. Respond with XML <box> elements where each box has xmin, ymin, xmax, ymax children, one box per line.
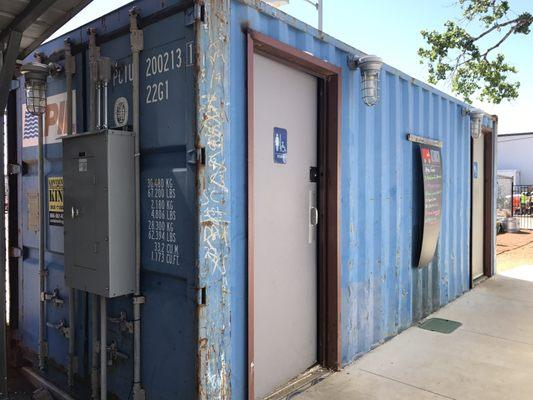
<box><xmin>512</xmin><ymin>184</ymin><xmax>533</xmax><ymax>230</ymax></box>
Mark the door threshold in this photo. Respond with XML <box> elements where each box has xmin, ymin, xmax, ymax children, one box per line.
<box><xmin>473</xmin><ymin>275</ymin><xmax>488</xmax><ymax>286</ymax></box>
<box><xmin>263</xmin><ymin>365</ymin><xmax>331</xmax><ymax>400</ymax></box>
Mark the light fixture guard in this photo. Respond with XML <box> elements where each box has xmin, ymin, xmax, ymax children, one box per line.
<box><xmin>469</xmin><ymin>109</ymin><xmax>485</xmax><ymax>139</ymax></box>
<box><xmin>348</xmin><ymin>54</ymin><xmax>383</xmax><ymax>107</ymax></box>
<box><xmin>21</xmin><ymin>62</ymin><xmax>49</xmax><ymax>115</ymax></box>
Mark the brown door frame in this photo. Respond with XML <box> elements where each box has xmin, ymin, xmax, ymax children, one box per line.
<box><xmin>246</xmin><ymin>30</ymin><xmax>342</xmax><ymax>399</ymax></box>
<box><xmin>482</xmin><ymin>123</ymin><xmax>495</xmax><ymax>278</ymax></box>
<box><xmin>469</xmin><ymin>122</ymin><xmax>495</xmax><ymax>286</ymax></box>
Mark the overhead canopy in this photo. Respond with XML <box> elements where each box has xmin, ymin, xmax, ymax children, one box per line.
<box><xmin>0</xmin><ymin>0</ymin><xmax>92</xmax><ymax>111</ymax></box>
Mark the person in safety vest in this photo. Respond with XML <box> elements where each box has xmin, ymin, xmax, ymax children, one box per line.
<box><xmin>521</xmin><ymin>192</ymin><xmax>527</xmax><ymax>215</ymax></box>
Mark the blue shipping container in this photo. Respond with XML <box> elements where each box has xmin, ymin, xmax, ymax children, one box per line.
<box><xmin>9</xmin><ymin>0</ymin><xmax>496</xmax><ymax>398</ymax></box>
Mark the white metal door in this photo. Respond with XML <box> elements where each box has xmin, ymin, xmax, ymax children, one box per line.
<box><xmin>253</xmin><ymin>53</ymin><xmax>318</xmax><ymax>399</ymax></box>
<box><xmin>472</xmin><ymin>134</ymin><xmax>485</xmax><ymax>280</ymax></box>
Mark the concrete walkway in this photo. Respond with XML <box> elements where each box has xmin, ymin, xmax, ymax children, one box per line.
<box><xmin>297</xmin><ymin>268</ymin><xmax>533</xmax><ymax>400</ymax></box>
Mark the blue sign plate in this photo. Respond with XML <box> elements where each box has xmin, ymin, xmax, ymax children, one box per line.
<box><xmin>273</xmin><ymin>127</ymin><xmax>287</xmax><ymax>164</ymax></box>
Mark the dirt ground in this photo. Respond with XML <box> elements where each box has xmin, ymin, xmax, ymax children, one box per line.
<box><xmin>497</xmin><ymin>231</ymin><xmax>533</xmax><ymax>273</ymax></box>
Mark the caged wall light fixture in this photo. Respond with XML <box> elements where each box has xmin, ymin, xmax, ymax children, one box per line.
<box><xmin>469</xmin><ymin>109</ymin><xmax>485</xmax><ymax>139</ymax></box>
<box><xmin>20</xmin><ymin>62</ymin><xmax>49</xmax><ymax>115</ymax></box>
<box><xmin>348</xmin><ymin>54</ymin><xmax>384</xmax><ymax>107</ymax></box>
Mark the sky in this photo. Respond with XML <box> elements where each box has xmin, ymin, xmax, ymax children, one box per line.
<box><xmin>49</xmin><ymin>0</ymin><xmax>533</xmax><ymax>134</ymax></box>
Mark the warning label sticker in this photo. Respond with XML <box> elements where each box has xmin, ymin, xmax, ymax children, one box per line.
<box><xmin>48</xmin><ymin>177</ymin><xmax>64</xmax><ymax>226</ymax></box>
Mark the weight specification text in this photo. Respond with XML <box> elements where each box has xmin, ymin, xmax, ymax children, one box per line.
<box><xmin>146</xmin><ymin>177</ymin><xmax>180</xmax><ymax>266</ymax></box>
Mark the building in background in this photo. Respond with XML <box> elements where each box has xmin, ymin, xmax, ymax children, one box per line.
<box><xmin>498</xmin><ymin>132</ymin><xmax>533</xmax><ymax>185</ymax></box>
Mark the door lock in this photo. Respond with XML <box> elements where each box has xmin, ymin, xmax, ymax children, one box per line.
<box><xmin>309</xmin><ymin>166</ymin><xmax>319</xmax><ymax>183</ymax></box>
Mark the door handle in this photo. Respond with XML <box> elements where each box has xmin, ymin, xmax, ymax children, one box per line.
<box><xmin>310</xmin><ymin>207</ymin><xmax>319</xmax><ymax>226</ymax></box>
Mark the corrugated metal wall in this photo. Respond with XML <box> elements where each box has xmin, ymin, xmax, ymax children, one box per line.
<box><xmin>17</xmin><ymin>1</ymin><xmax>199</xmax><ymax>398</ymax></box>
<box><xmin>13</xmin><ymin>0</ymin><xmax>494</xmax><ymax>398</ymax></box>
<box><xmin>229</xmin><ymin>3</ymin><xmax>475</xmax><ymax>397</ymax></box>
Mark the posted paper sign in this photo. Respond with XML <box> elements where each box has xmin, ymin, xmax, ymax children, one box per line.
<box><xmin>48</xmin><ymin>177</ymin><xmax>64</xmax><ymax>226</ymax></box>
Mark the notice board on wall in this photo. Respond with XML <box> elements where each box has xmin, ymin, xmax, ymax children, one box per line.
<box><xmin>407</xmin><ymin>133</ymin><xmax>443</xmax><ymax>267</ymax></box>
<box><xmin>418</xmin><ymin>143</ymin><xmax>443</xmax><ymax>266</ymax></box>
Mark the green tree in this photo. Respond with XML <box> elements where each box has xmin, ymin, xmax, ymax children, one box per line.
<box><xmin>418</xmin><ymin>0</ymin><xmax>532</xmax><ymax>104</ymax></box>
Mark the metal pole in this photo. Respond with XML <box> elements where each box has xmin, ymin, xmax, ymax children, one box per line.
<box><xmin>67</xmin><ymin>226</ymin><xmax>76</xmax><ymax>386</ymax></box>
<box><xmin>88</xmin><ymin>29</ymin><xmax>100</xmax><ymax>399</ymax></box>
<box><xmin>102</xmin><ymin>81</ymin><xmax>108</xmax><ymax>130</ymax></box>
<box><xmin>88</xmin><ymin>29</ymin><xmax>98</xmax><ymax>132</ymax></box>
<box><xmin>129</xmin><ymin>8</ymin><xmax>145</xmax><ymax>399</ymax></box>
<box><xmin>91</xmin><ymin>294</ymin><xmax>99</xmax><ymax>400</ymax></box>
<box><xmin>38</xmin><ymin>113</ymin><xmax>46</xmax><ymax>371</ymax></box>
<box><xmin>96</xmin><ymin>82</ymin><xmax>101</xmax><ymax>130</ymax></box>
<box><xmin>64</xmin><ymin>38</ymin><xmax>76</xmax><ymax>387</ymax></box>
<box><xmin>100</xmin><ymin>297</ymin><xmax>106</xmax><ymax>400</ymax></box>
<box><xmin>317</xmin><ymin>0</ymin><xmax>323</xmax><ymax>32</ymax></box>
<box><xmin>65</xmin><ymin>40</ymin><xmax>73</xmax><ymax>137</ymax></box>
<box><xmin>0</xmin><ymin>110</ymin><xmax>7</xmax><ymax>396</ymax></box>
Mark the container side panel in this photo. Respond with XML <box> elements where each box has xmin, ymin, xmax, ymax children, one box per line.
<box><xmin>230</xmin><ymin>1</ymin><xmax>472</xmax><ymax>377</ymax></box>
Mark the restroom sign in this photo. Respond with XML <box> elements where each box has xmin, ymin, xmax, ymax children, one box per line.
<box><xmin>273</xmin><ymin>127</ymin><xmax>287</xmax><ymax>164</ymax></box>
<box><xmin>48</xmin><ymin>177</ymin><xmax>64</xmax><ymax>226</ymax></box>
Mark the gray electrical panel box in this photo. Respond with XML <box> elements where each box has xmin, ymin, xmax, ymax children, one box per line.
<box><xmin>63</xmin><ymin>130</ymin><xmax>135</xmax><ymax>297</ymax></box>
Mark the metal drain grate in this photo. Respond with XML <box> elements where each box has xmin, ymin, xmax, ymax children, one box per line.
<box><xmin>418</xmin><ymin>318</ymin><xmax>462</xmax><ymax>334</ymax></box>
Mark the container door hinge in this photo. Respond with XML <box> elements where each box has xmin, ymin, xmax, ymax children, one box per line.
<box><xmin>197</xmin><ymin>286</ymin><xmax>207</xmax><ymax>306</ymax></box>
<box><xmin>133</xmin><ymin>295</ymin><xmax>145</xmax><ymax>305</ymax></box>
<box><xmin>21</xmin><ymin>162</ymin><xmax>29</xmax><ymax>176</ymax></box>
<box><xmin>7</xmin><ymin>163</ymin><xmax>21</xmax><ymax>175</ymax></box>
<box><xmin>189</xmin><ymin>147</ymin><xmax>205</xmax><ymax>166</ymax></box>
<box><xmin>186</xmin><ymin>3</ymin><xmax>205</xmax><ymax>25</ymax></box>
<box><xmin>9</xmin><ymin>246</ymin><xmax>21</xmax><ymax>258</ymax></box>
<box><xmin>186</xmin><ymin>149</ymin><xmax>198</xmax><ymax>165</ymax></box>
